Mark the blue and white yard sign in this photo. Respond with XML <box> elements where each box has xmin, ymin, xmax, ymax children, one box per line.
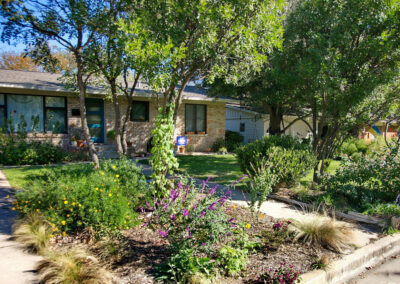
<box><xmin>176</xmin><ymin>136</ymin><xmax>187</xmax><ymax>146</ymax></box>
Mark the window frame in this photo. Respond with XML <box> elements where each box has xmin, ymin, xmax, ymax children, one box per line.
<box><xmin>0</xmin><ymin>94</ymin><xmax>6</xmax><ymax>128</ymax></box>
<box><xmin>44</xmin><ymin>96</ymin><xmax>68</xmax><ymax>133</ymax></box>
<box><xmin>130</xmin><ymin>100</ymin><xmax>149</xmax><ymax>122</ymax></box>
<box><xmin>185</xmin><ymin>103</ymin><xmax>207</xmax><ymax>134</ymax></box>
<box><xmin>1</xmin><ymin>93</ymin><xmax>68</xmax><ymax>134</ymax></box>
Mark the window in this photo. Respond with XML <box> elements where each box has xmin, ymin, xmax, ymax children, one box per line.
<box><xmin>130</xmin><ymin>101</ymin><xmax>149</xmax><ymax>122</ymax></box>
<box><xmin>45</xmin><ymin>96</ymin><xmax>67</xmax><ymax>133</ymax></box>
<box><xmin>1</xmin><ymin>94</ymin><xmax>67</xmax><ymax>133</ymax></box>
<box><xmin>0</xmin><ymin>94</ymin><xmax>5</xmax><ymax>128</ymax></box>
<box><xmin>185</xmin><ymin>104</ymin><xmax>206</xmax><ymax>134</ymax></box>
<box><xmin>240</xmin><ymin>122</ymin><xmax>245</xmax><ymax>132</ymax></box>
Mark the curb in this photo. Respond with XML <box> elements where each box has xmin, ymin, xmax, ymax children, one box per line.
<box><xmin>300</xmin><ymin>233</ymin><xmax>400</xmax><ymax>284</ymax></box>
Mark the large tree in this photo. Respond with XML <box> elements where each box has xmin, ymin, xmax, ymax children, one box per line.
<box><xmin>122</xmin><ymin>0</ymin><xmax>285</xmax><ymax>121</ymax></box>
<box><xmin>0</xmin><ymin>51</ymin><xmax>40</xmax><ymax>71</ymax></box>
<box><xmin>282</xmin><ymin>0</ymin><xmax>400</xmax><ymax>180</ymax></box>
<box><xmin>1</xmin><ymin>0</ymin><xmax>112</xmax><ymax>168</ymax></box>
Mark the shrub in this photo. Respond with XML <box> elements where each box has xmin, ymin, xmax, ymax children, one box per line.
<box><xmin>146</xmin><ymin>177</ymin><xmax>232</xmax><ymax>253</ymax></box>
<box><xmin>321</xmin><ymin>145</ymin><xmax>400</xmax><ymax>211</ymax></box>
<box><xmin>13</xmin><ymin>213</ymin><xmax>52</xmax><ymax>254</ymax></box>
<box><xmin>217</xmin><ymin>245</ymin><xmax>248</xmax><ymax>276</ymax></box>
<box><xmin>236</xmin><ymin>135</ymin><xmax>316</xmax><ymax>187</ymax></box>
<box><xmin>259</xmin><ymin>263</ymin><xmax>301</xmax><ymax>284</ymax></box>
<box><xmin>36</xmin><ymin>247</ymin><xmax>113</xmax><ymax>284</ymax></box>
<box><xmin>211</xmin><ymin>137</ymin><xmax>225</xmax><ymax>152</ymax></box>
<box><xmin>291</xmin><ymin>215</ymin><xmax>355</xmax><ymax>253</ymax></box>
<box><xmin>153</xmin><ymin>248</ymin><xmax>215</xmax><ymax>283</ymax></box>
<box><xmin>14</xmin><ymin>159</ymin><xmax>148</xmax><ymax>235</ymax></box>
<box><xmin>225</xmin><ymin>131</ymin><xmax>244</xmax><ymax>152</ymax></box>
<box><xmin>218</xmin><ymin>147</ymin><xmax>228</xmax><ymax>154</ymax></box>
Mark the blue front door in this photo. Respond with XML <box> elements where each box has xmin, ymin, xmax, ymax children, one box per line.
<box><xmin>85</xmin><ymin>98</ymin><xmax>104</xmax><ymax>143</ymax></box>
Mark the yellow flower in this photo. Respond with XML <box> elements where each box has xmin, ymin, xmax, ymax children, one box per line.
<box><xmin>67</xmin><ymin>214</ymin><xmax>70</xmax><ymax>217</ymax></box>
<box><xmin>115</xmin><ymin>174</ymin><xmax>120</xmax><ymax>178</ymax></box>
<box><xmin>108</xmin><ymin>193</ymin><xmax>112</xmax><ymax>197</ymax></box>
<box><xmin>125</xmin><ymin>227</ymin><xmax>129</xmax><ymax>230</ymax></box>
<box><xmin>38</xmin><ymin>201</ymin><xmax>41</xmax><ymax>204</ymax></box>
<box><xmin>232</xmin><ymin>205</ymin><xmax>236</xmax><ymax>209</ymax></box>
<box><xmin>61</xmin><ymin>220</ymin><xmax>66</xmax><ymax>226</ymax></box>
<box><xmin>6</xmin><ymin>195</ymin><xmax>9</xmax><ymax>198</ymax></box>
<box><xmin>100</xmin><ymin>171</ymin><xmax>104</xmax><ymax>175</ymax></box>
<box><xmin>49</xmin><ymin>234</ymin><xmax>54</xmax><ymax>238</ymax></box>
<box><xmin>64</xmin><ymin>200</ymin><xmax>68</xmax><ymax>205</ymax></box>
<box><xmin>62</xmin><ymin>232</ymin><xmax>66</xmax><ymax>237</ymax></box>
<box><xmin>245</xmin><ymin>223</ymin><xmax>251</xmax><ymax>229</ymax></box>
<box><xmin>259</xmin><ymin>214</ymin><xmax>263</xmax><ymax>219</ymax></box>
<box><xmin>11</xmin><ymin>207</ymin><xmax>15</xmax><ymax>211</ymax></box>
<box><xmin>112</xmin><ymin>165</ymin><xmax>116</xmax><ymax>169</ymax></box>
<box><xmin>95</xmin><ymin>187</ymin><xmax>99</xmax><ymax>191</ymax></box>
<box><xmin>78</xmin><ymin>204</ymin><xmax>82</xmax><ymax>207</ymax></box>
<box><xmin>25</xmin><ymin>201</ymin><xmax>28</xmax><ymax>204</ymax></box>
<box><xmin>72</xmin><ymin>202</ymin><xmax>75</xmax><ymax>206</ymax></box>
<box><xmin>36</xmin><ymin>209</ymin><xmax>40</xmax><ymax>212</ymax></box>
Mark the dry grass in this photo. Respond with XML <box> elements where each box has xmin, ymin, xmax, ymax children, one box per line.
<box><xmin>291</xmin><ymin>214</ymin><xmax>356</xmax><ymax>253</ymax></box>
<box><xmin>91</xmin><ymin>236</ymin><xmax>128</xmax><ymax>264</ymax></box>
<box><xmin>36</xmin><ymin>246</ymin><xmax>114</xmax><ymax>284</ymax></box>
<box><xmin>12</xmin><ymin>213</ymin><xmax>52</xmax><ymax>254</ymax></box>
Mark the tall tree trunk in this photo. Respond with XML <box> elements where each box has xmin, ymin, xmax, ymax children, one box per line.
<box><xmin>76</xmin><ymin>57</ymin><xmax>99</xmax><ymax>168</ymax></box>
<box><xmin>110</xmin><ymin>79</ymin><xmax>123</xmax><ymax>155</ymax></box>
<box><xmin>262</xmin><ymin>102</ymin><xmax>282</xmax><ymax>135</ymax></box>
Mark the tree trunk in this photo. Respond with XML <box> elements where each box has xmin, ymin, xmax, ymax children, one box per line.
<box><xmin>110</xmin><ymin>80</ymin><xmax>123</xmax><ymax>155</ymax></box>
<box><xmin>262</xmin><ymin>102</ymin><xmax>282</xmax><ymax>135</ymax></box>
<box><xmin>76</xmin><ymin>57</ymin><xmax>99</xmax><ymax>168</ymax></box>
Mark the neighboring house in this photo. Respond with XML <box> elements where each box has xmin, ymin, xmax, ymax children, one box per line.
<box><xmin>360</xmin><ymin>122</ymin><xmax>399</xmax><ymax>141</ymax></box>
<box><xmin>225</xmin><ymin>105</ymin><xmax>312</xmax><ymax>143</ymax></box>
<box><xmin>0</xmin><ymin>69</ymin><xmax>233</xmax><ymax>153</ymax></box>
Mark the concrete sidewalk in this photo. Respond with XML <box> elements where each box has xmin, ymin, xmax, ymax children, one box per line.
<box><xmin>0</xmin><ymin>170</ymin><xmax>41</xmax><ymax>284</ymax></box>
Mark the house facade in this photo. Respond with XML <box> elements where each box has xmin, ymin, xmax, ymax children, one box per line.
<box><xmin>225</xmin><ymin>105</ymin><xmax>312</xmax><ymax>143</ymax></box>
<box><xmin>0</xmin><ymin>70</ymin><xmax>229</xmax><ymax>153</ymax></box>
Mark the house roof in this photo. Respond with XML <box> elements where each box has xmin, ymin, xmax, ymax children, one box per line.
<box><xmin>0</xmin><ymin>69</ymin><xmax>237</xmax><ymax>103</ymax></box>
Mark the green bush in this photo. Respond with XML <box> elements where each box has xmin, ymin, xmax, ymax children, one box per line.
<box><xmin>154</xmin><ymin>248</ymin><xmax>215</xmax><ymax>283</ymax></box>
<box><xmin>340</xmin><ymin>138</ymin><xmax>370</xmax><ymax>158</ymax></box>
<box><xmin>321</xmin><ymin>145</ymin><xmax>400</xmax><ymax>212</ymax></box>
<box><xmin>211</xmin><ymin>137</ymin><xmax>226</xmax><ymax>152</ymax></box>
<box><xmin>236</xmin><ymin>135</ymin><xmax>316</xmax><ymax>187</ymax></box>
<box><xmin>225</xmin><ymin>131</ymin><xmax>244</xmax><ymax>152</ymax></box>
<box><xmin>217</xmin><ymin>245</ymin><xmax>248</xmax><ymax>276</ymax></box>
<box><xmin>14</xmin><ymin>159</ymin><xmax>149</xmax><ymax>235</ymax></box>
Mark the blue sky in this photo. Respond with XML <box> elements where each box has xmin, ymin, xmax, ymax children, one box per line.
<box><xmin>0</xmin><ymin>42</ymin><xmax>26</xmax><ymax>53</ymax></box>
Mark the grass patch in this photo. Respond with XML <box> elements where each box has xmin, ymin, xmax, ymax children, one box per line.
<box><xmin>300</xmin><ymin>160</ymin><xmax>342</xmax><ymax>184</ymax></box>
<box><xmin>139</xmin><ymin>154</ymin><xmax>245</xmax><ymax>185</ymax></box>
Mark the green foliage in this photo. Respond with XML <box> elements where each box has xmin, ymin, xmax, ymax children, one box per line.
<box><xmin>225</xmin><ymin>131</ymin><xmax>244</xmax><ymax>152</ymax></box>
<box><xmin>218</xmin><ymin>147</ymin><xmax>228</xmax><ymax>154</ymax></box>
<box><xmin>106</xmin><ymin>130</ymin><xmax>115</xmax><ymax>141</ymax></box>
<box><xmin>237</xmin><ymin>135</ymin><xmax>316</xmax><ymax>187</ymax></box>
<box><xmin>339</xmin><ymin>138</ymin><xmax>370</xmax><ymax>158</ymax></box>
<box><xmin>150</xmin><ymin>105</ymin><xmax>179</xmax><ymax>197</ymax></box>
<box><xmin>217</xmin><ymin>245</ymin><xmax>248</xmax><ymax>277</ymax></box>
<box><xmin>321</xmin><ymin>145</ymin><xmax>400</xmax><ymax>212</ymax></box>
<box><xmin>14</xmin><ymin>159</ymin><xmax>148</xmax><ymax>235</ymax></box>
<box><xmin>211</xmin><ymin>137</ymin><xmax>225</xmax><ymax>153</ymax></box>
<box><xmin>363</xmin><ymin>204</ymin><xmax>400</xmax><ymax>217</ymax></box>
<box><xmin>153</xmin><ymin>248</ymin><xmax>215</xmax><ymax>284</ymax></box>
<box><xmin>247</xmin><ymin>156</ymin><xmax>278</xmax><ymax>212</ymax></box>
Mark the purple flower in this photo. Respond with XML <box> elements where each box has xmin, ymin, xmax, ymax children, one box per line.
<box><xmin>140</xmin><ymin>207</ymin><xmax>145</xmax><ymax>213</ymax></box>
<box><xmin>201</xmin><ymin>242</ymin><xmax>206</xmax><ymax>246</ymax></box>
<box><xmin>200</xmin><ymin>211</ymin><xmax>205</xmax><ymax>217</ymax></box>
<box><xmin>170</xmin><ymin>214</ymin><xmax>176</xmax><ymax>221</ymax></box>
<box><xmin>177</xmin><ymin>182</ymin><xmax>183</xmax><ymax>189</ymax></box>
<box><xmin>145</xmin><ymin>201</ymin><xmax>152</xmax><ymax>210</ymax></box>
<box><xmin>396</xmin><ymin>194</ymin><xmax>400</xmax><ymax>205</ymax></box>
<box><xmin>158</xmin><ymin>229</ymin><xmax>169</xmax><ymax>238</ymax></box>
<box><xmin>193</xmin><ymin>204</ymin><xmax>197</xmax><ymax>210</ymax></box>
<box><xmin>170</xmin><ymin>189</ymin><xmax>180</xmax><ymax>202</ymax></box>
<box><xmin>183</xmin><ymin>208</ymin><xmax>189</xmax><ymax>216</ymax></box>
<box><xmin>186</xmin><ymin>227</ymin><xmax>192</xmax><ymax>238</ymax></box>
<box><xmin>208</xmin><ymin>185</ymin><xmax>218</xmax><ymax>195</ymax></box>
<box><xmin>208</xmin><ymin>202</ymin><xmax>217</xmax><ymax>210</ymax></box>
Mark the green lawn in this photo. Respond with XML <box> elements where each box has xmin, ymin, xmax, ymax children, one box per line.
<box><xmin>2</xmin><ymin>164</ymin><xmax>82</xmax><ymax>190</ymax></box>
<box><xmin>140</xmin><ymin>154</ymin><xmax>246</xmax><ymax>185</ymax></box>
<box><xmin>300</xmin><ymin>160</ymin><xmax>342</xmax><ymax>183</ymax></box>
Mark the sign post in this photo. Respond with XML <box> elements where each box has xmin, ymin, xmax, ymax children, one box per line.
<box><xmin>176</xmin><ymin>136</ymin><xmax>187</xmax><ymax>154</ymax></box>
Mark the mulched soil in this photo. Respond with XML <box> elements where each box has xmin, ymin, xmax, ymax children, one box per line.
<box><xmin>84</xmin><ymin>203</ymin><xmax>338</xmax><ymax>283</ymax></box>
<box><xmin>50</xmin><ymin>202</ymin><xmax>341</xmax><ymax>283</ymax></box>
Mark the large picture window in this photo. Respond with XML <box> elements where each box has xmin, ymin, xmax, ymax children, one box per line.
<box><xmin>130</xmin><ymin>101</ymin><xmax>149</xmax><ymax>122</ymax></box>
<box><xmin>185</xmin><ymin>104</ymin><xmax>206</xmax><ymax>134</ymax></box>
<box><xmin>1</xmin><ymin>94</ymin><xmax>67</xmax><ymax>133</ymax></box>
